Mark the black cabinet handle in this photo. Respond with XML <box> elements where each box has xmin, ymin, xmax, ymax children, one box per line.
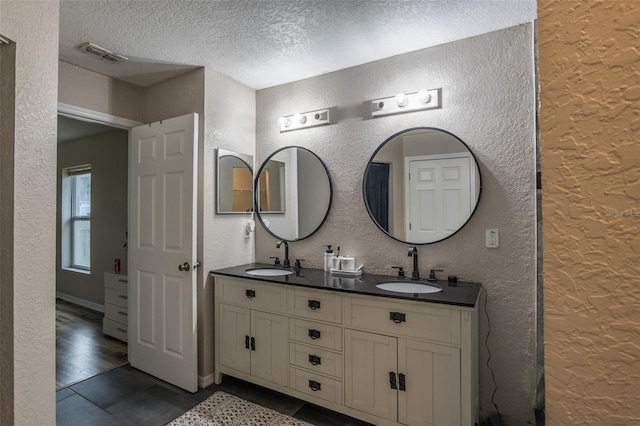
<box><xmin>399</xmin><ymin>373</ymin><xmax>406</xmax><ymax>391</ymax></box>
<box><xmin>117</xmin><ymin>311</ymin><xmax>128</xmax><ymax>316</ymax></box>
<box><xmin>118</xmin><ymin>294</ymin><xmax>128</xmax><ymax>300</ymax></box>
<box><xmin>250</xmin><ymin>336</ymin><xmax>255</xmax><ymax>351</ymax></box>
<box><xmin>245</xmin><ymin>335</ymin><xmax>250</xmax><ymax>349</ymax></box>
<box><xmin>308</xmin><ymin>355</ymin><xmax>322</xmax><ymax>366</ymax></box>
<box><xmin>389</xmin><ymin>372</ymin><xmax>397</xmax><ymax>390</ymax></box>
<box><xmin>389</xmin><ymin>311</ymin><xmax>406</xmax><ymax>323</ymax></box>
<box><xmin>308</xmin><ymin>380</ymin><xmax>321</xmax><ymax>391</ymax></box>
<box><xmin>308</xmin><ymin>329</ymin><xmax>321</xmax><ymax>340</ymax></box>
<box><xmin>307</xmin><ymin>299</ymin><xmax>321</xmax><ymax>310</ymax></box>
<box><xmin>246</xmin><ymin>289</ymin><xmax>256</xmax><ymax>298</ymax></box>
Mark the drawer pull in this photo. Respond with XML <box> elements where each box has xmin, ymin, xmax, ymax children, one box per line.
<box><xmin>245</xmin><ymin>289</ymin><xmax>256</xmax><ymax>299</ymax></box>
<box><xmin>116</xmin><ymin>327</ymin><xmax>127</xmax><ymax>333</ymax></box>
<box><xmin>307</xmin><ymin>299</ymin><xmax>321</xmax><ymax>310</ymax></box>
<box><xmin>389</xmin><ymin>371</ymin><xmax>397</xmax><ymax>390</ymax></box>
<box><xmin>250</xmin><ymin>336</ymin><xmax>256</xmax><ymax>351</ymax></box>
<box><xmin>118</xmin><ymin>295</ymin><xmax>128</xmax><ymax>300</ymax></box>
<box><xmin>399</xmin><ymin>373</ymin><xmax>406</xmax><ymax>391</ymax></box>
<box><xmin>245</xmin><ymin>335</ymin><xmax>250</xmax><ymax>349</ymax></box>
<box><xmin>308</xmin><ymin>354</ymin><xmax>322</xmax><ymax>366</ymax></box>
<box><xmin>389</xmin><ymin>311</ymin><xmax>406</xmax><ymax>323</ymax></box>
<box><xmin>308</xmin><ymin>380</ymin><xmax>321</xmax><ymax>392</ymax></box>
<box><xmin>117</xmin><ymin>311</ymin><xmax>128</xmax><ymax>316</ymax></box>
<box><xmin>308</xmin><ymin>329</ymin><xmax>321</xmax><ymax>340</ymax></box>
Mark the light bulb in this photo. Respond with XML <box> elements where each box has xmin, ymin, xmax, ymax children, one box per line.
<box><xmin>280</xmin><ymin>117</ymin><xmax>291</xmax><ymax>128</ymax></box>
<box><xmin>417</xmin><ymin>89</ymin><xmax>431</xmax><ymax>104</ymax></box>
<box><xmin>395</xmin><ymin>92</ymin><xmax>408</xmax><ymax>107</ymax></box>
<box><xmin>293</xmin><ymin>113</ymin><xmax>306</xmax><ymax>124</ymax></box>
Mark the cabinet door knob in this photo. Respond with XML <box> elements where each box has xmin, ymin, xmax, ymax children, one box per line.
<box><xmin>308</xmin><ymin>329</ymin><xmax>321</xmax><ymax>340</ymax></box>
<box><xmin>308</xmin><ymin>380</ymin><xmax>321</xmax><ymax>392</ymax></box>
<box><xmin>308</xmin><ymin>354</ymin><xmax>322</xmax><ymax>365</ymax></box>
<box><xmin>307</xmin><ymin>299</ymin><xmax>321</xmax><ymax>310</ymax></box>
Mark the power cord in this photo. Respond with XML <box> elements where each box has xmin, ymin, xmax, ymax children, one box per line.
<box><xmin>484</xmin><ymin>286</ymin><xmax>504</xmax><ymax>425</ymax></box>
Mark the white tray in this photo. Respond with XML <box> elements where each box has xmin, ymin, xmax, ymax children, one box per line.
<box><xmin>329</xmin><ymin>268</ymin><xmax>362</xmax><ymax>277</ymax></box>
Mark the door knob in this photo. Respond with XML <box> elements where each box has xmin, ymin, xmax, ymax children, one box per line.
<box><xmin>178</xmin><ymin>262</ymin><xmax>191</xmax><ymax>272</ymax></box>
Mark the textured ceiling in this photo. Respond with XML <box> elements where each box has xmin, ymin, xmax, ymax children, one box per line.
<box><xmin>59</xmin><ymin>0</ymin><xmax>536</xmax><ymax>89</ymax></box>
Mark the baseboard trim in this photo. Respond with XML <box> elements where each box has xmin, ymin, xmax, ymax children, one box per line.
<box><xmin>199</xmin><ymin>373</ymin><xmax>215</xmax><ymax>389</ymax></box>
<box><xmin>56</xmin><ymin>292</ymin><xmax>104</xmax><ymax>313</ymax></box>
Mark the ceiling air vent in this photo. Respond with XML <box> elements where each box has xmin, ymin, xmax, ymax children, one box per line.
<box><xmin>80</xmin><ymin>43</ymin><xmax>128</xmax><ymax>63</ymax></box>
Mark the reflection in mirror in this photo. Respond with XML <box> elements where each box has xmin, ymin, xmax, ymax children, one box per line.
<box><xmin>216</xmin><ymin>148</ymin><xmax>254</xmax><ymax>214</ymax></box>
<box><xmin>363</xmin><ymin>127</ymin><xmax>482</xmax><ymax>244</ymax></box>
<box><xmin>255</xmin><ymin>146</ymin><xmax>332</xmax><ymax>241</ymax></box>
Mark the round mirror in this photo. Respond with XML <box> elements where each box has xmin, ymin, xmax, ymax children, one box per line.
<box><xmin>363</xmin><ymin>127</ymin><xmax>482</xmax><ymax>244</ymax></box>
<box><xmin>255</xmin><ymin>146</ymin><xmax>332</xmax><ymax>241</ymax></box>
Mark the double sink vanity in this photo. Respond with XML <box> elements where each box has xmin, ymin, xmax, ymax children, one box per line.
<box><xmin>212</xmin><ymin>127</ymin><xmax>485</xmax><ymax>425</ymax></box>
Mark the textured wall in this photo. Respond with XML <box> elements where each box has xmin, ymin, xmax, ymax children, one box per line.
<box><xmin>202</xmin><ymin>68</ymin><xmax>256</xmax><ymax>380</ymax></box>
<box><xmin>56</xmin><ymin>129</ymin><xmax>129</xmax><ymax>305</ymax></box>
<box><xmin>256</xmin><ymin>24</ymin><xmax>536</xmax><ymax>423</ymax></box>
<box><xmin>539</xmin><ymin>1</ymin><xmax>640</xmax><ymax>424</ymax></box>
<box><xmin>0</xmin><ymin>1</ymin><xmax>59</xmax><ymax>424</ymax></box>
<box><xmin>59</xmin><ymin>60</ymin><xmax>144</xmax><ymax>122</ymax></box>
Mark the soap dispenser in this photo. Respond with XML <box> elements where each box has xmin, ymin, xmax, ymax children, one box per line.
<box><xmin>323</xmin><ymin>245</ymin><xmax>335</xmax><ymax>272</ymax></box>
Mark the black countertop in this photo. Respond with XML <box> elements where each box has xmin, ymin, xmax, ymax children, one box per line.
<box><xmin>210</xmin><ymin>263</ymin><xmax>481</xmax><ymax>308</ymax></box>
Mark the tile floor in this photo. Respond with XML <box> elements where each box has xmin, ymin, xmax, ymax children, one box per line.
<box><xmin>56</xmin><ymin>364</ymin><xmax>373</xmax><ymax>425</ymax></box>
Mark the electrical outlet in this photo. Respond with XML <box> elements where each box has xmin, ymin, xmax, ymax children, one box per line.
<box><xmin>486</xmin><ymin>229</ymin><xmax>499</xmax><ymax>248</ymax></box>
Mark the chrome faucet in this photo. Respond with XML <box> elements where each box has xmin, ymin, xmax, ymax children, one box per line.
<box><xmin>407</xmin><ymin>246</ymin><xmax>420</xmax><ymax>280</ymax></box>
<box><xmin>276</xmin><ymin>240</ymin><xmax>290</xmax><ymax>268</ymax></box>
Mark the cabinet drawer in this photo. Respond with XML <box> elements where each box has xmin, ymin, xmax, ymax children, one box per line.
<box><xmin>290</xmin><ymin>343</ymin><xmax>343</xmax><ymax>379</ymax></box>
<box><xmin>219</xmin><ymin>277</ymin><xmax>285</xmax><ymax>313</ymax></box>
<box><xmin>104</xmin><ymin>303</ymin><xmax>128</xmax><ymax>325</ymax></box>
<box><xmin>103</xmin><ymin>318</ymin><xmax>128</xmax><ymax>342</ymax></box>
<box><xmin>289</xmin><ymin>367</ymin><xmax>343</xmax><ymax>405</ymax></box>
<box><xmin>104</xmin><ymin>272</ymin><xmax>128</xmax><ymax>292</ymax></box>
<box><xmin>105</xmin><ymin>287</ymin><xmax>128</xmax><ymax>308</ymax></box>
<box><xmin>344</xmin><ymin>295</ymin><xmax>461</xmax><ymax>345</ymax></box>
<box><xmin>289</xmin><ymin>288</ymin><xmax>342</xmax><ymax>324</ymax></box>
<box><xmin>290</xmin><ymin>319</ymin><xmax>342</xmax><ymax>351</ymax></box>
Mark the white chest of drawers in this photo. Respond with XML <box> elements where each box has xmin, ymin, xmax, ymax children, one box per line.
<box><xmin>103</xmin><ymin>272</ymin><xmax>129</xmax><ymax>342</ymax></box>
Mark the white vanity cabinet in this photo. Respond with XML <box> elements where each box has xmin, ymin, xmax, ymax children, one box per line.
<box><xmin>103</xmin><ymin>272</ymin><xmax>129</xmax><ymax>342</ymax></box>
<box><xmin>213</xmin><ymin>274</ymin><xmax>479</xmax><ymax>426</ymax></box>
<box><xmin>216</xmin><ymin>277</ymin><xmax>288</xmax><ymax>387</ymax></box>
<box><xmin>344</xmin><ymin>294</ymin><xmax>474</xmax><ymax>426</ymax></box>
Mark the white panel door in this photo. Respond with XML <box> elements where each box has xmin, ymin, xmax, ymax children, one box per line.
<box><xmin>128</xmin><ymin>113</ymin><xmax>198</xmax><ymax>392</ymax></box>
<box><xmin>408</xmin><ymin>156</ymin><xmax>471</xmax><ymax>242</ymax></box>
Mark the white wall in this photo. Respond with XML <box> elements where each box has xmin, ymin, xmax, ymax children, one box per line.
<box><xmin>255</xmin><ymin>24</ymin><xmax>536</xmax><ymax>424</ymax></box>
<box><xmin>0</xmin><ymin>1</ymin><xmax>59</xmax><ymax>423</ymax></box>
<box><xmin>56</xmin><ymin>129</ymin><xmax>129</xmax><ymax>305</ymax></box>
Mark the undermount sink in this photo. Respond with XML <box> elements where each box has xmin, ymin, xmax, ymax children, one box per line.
<box><xmin>245</xmin><ymin>268</ymin><xmax>294</xmax><ymax>277</ymax></box>
<box><xmin>376</xmin><ymin>281</ymin><xmax>442</xmax><ymax>294</ymax></box>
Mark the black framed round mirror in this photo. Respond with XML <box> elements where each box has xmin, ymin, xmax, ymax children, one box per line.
<box><xmin>254</xmin><ymin>146</ymin><xmax>332</xmax><ymax>241</ymax></box>
<box><xmin>363</xmin><ymin>127</ymin><xmax>482</xmax><ymax>244</ymax></box>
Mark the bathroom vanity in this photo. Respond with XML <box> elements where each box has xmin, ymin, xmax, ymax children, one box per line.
<box><xmin>211</xmin><ymin>264</ymin><xmax>482</xmax><ymax>426</ymax></box>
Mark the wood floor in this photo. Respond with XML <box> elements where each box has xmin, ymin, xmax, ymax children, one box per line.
<box><xmin>56</xmin><ymin>298</ymin><xmax>128</xmax><ymax>390</ymax></box>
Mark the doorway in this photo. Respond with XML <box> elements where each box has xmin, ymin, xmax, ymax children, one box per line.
<box><xmin>55</xmin><ymin>112</ymin><xmax>132</xmax><ymax>389</ymax></box>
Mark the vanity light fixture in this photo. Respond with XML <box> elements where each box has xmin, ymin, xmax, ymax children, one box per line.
<box><xmin>371</xmin><ymin>88</ymin><xmax>442</xmax><ymax>117</ymax></box>
<box><xmin>279</xmin><ymin>108</ymin><xmax>330</xmax><ymax>132</ymax></box>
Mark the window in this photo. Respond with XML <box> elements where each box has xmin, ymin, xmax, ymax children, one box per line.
<box><xmin>64</xmin><ymin>166</ymin><xmax>91</xmax><ymax>271</ymax></box>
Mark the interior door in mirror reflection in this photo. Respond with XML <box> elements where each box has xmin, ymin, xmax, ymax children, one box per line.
<box><xmin>407</xmin><ymin>154</ymin><xmax>474</xmax><ymax>242</ymax></box>
<box><xmin>258</xmin><ymin>160</ymin><xmax>285</xmax><ymax>213</ymax></box>
<box><xmin>363</xmin><ymin>127</ymin><xmax>482</xmax><ymax>245</ymax></box>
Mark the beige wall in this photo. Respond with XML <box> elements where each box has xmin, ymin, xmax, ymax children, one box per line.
<box><xmin>202</xmin><ymin>68</ymin><xmax>256</xmax><ymax>381</ymax></box>
<box><xmin>59</xmin><ymin>60</ymin><xmax>144</xmax><ymax>122</ymax></box>
<box><xmin>56</xmin><ymin>129</ymin><xmax>129</xmax><ymax>305</ymax></box>
<box><xmin>0</xmin><ymin>1</ymin><xmax>59</xmax><ymax>424</ymax></box>
<box><xmin>256</xmin><ymin>24</ymin><xmax>536</xmax><ymax>423</ymax></box>
<box><xmin>539</xmin><ymin>1</ymin><xmax>640</xmax><ymax>424</ymax></box>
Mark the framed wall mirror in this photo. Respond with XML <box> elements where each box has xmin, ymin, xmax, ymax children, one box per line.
<box><xmin>255</xmin><ymin>146</ymin><xmax>332</xmax><ymax>241</ymax></box>
<box><xmin>363</xmin><ymin>127</ymin><xmax>482</xmax><ymax>244</ymax></box>
<box><xmin>216</xmin><ymin>148</ymin><xmax>254</xmax><ymax>214</ymax></box>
